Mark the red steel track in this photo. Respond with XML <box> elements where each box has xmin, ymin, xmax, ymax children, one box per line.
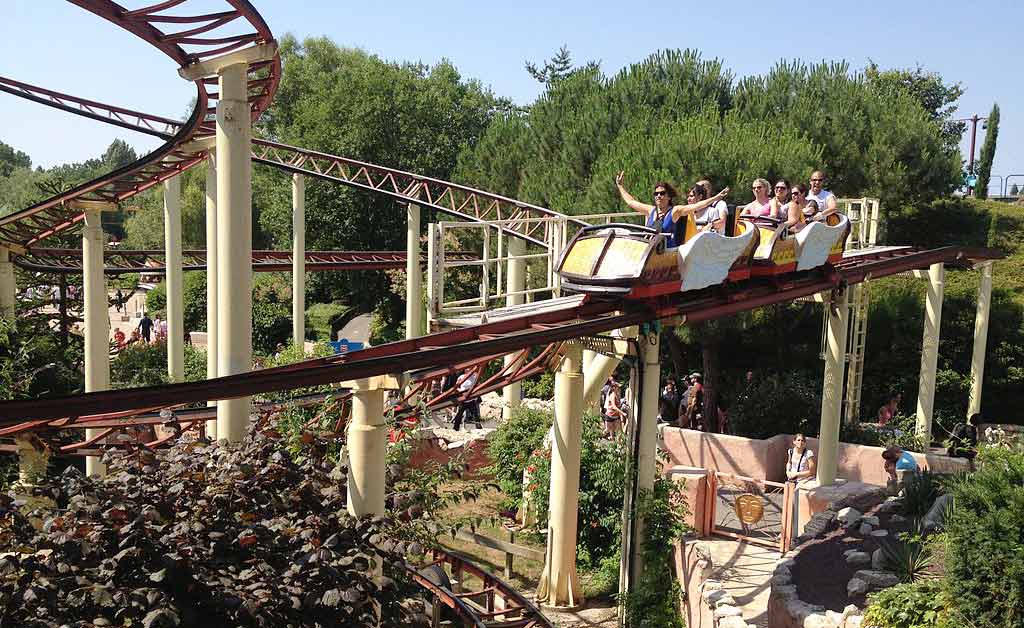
<box><xmin>12</xmin><ymin>248</ymin><xmax>476</xmax><ymax>274</ymax></box>
<box><xmin>0</xmin><ymin>1</ymin><xmax>280</xmax><ymax>248</ymax></box>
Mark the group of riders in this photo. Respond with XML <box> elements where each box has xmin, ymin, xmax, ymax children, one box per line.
<box><xmin>615</xmin><ymin>169</ymin><xmax>838</xmax><ymax>246</ymax></box>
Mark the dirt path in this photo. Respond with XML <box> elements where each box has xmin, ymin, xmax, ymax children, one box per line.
<box><xmin>703</xmin><ymin>539</ymin><xmax>780</xmax><ymax>628</ymax></box>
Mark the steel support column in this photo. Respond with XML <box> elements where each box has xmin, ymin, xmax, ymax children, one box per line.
<box><xmin>205</xmin><ymin>154</ymin><xmax>218</xmax><ymax>438</ymax></box>
<box><xmin>347</xmin><ymin>380</ymin><xmax>386</xmax><ymax>517</ymax></box>
<box><xmin>631</xmin><ymin>330</ymin><xmax>661</xmax><ymax>584</ymax></box>
<box><xmin>215</xmin><ymin>62</ymin><xmax>254</xmax><ymax>442</ymax></box>
<box><xmin>0</xmin><ymin>246</ymin><xmax>15</xmax><ymax>319</ymax></box>
<box><xmin>968</xmin><ymin>262</ymin><xmax>993</xmax><ymax>418</ymax></box>
<box><xmin>292</xmin><ymin>173</ymin><xmax>305</xmax><ymax>346</ymax></box>
<box><xmin>502</xmin><ymin>236</ymin><xmax>526</xmax><ymax>420</ymax></box>
<box><xmin>537</xmin><ymin>343</ymin><xmax>584</xmax><ymax>609</ymax></box>
<box><xmin>406</xmin><ymin>203</ymin><xmax>422</xmax><ymax>339</ymax></box>
<box><xmin>82</xmin><ymin>206</ymin><xmax>110</xmax><ymax>476</ymax></box>
<box><xmin>915</xmin><ymin>263</ymin><xmax>945</xmax><ymax>439</ymax></box>
<box><xmin>816</xmin><ymin>287</ymin><xmax>849</xmax><ymax>486</ymax></box>
<box><xmin>164</xmin><ymin>175</ymin><xmax>184</xmax><ymax>382</ymax></box>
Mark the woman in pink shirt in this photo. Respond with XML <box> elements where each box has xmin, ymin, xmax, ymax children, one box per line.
<box><xmin>741</xmin><ymin>178</ymin><xmax>773</xmax><ymax>219</ymax></box>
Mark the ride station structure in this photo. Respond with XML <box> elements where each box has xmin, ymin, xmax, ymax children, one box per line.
<box><xmin>0</xmin><ymin>1</ymin><xmax>1002</xmax><ymax>623</ymax></box>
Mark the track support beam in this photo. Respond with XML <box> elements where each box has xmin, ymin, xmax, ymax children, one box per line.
<box><xmin>164</xmin><ymin>175</ymin><xmax>184</xmax><ymax>382</ymax></box>
<box><xmin>816</xmin><ymin>287</ymin><xmax>849</xmax><ymax>486</ymax></box>
<box><xmin>967</xmin><ymin>262</ymin><xmax>993</xmax><ymax>418</ymax></box>
<box><xmin>915</xmin><ymin>263</ymin><xmax>944</xmax><ymax>439</ymax></box>
<box><xmin>406</xmin><ymin>203</ymin><xmax>422</xmax><ymax>339</ymax></box>
<box><xmin>347</xmin><ymin>378</ymin><xmax>389</xmax><ymax>517</ymax></box>
<box><xmin>0</xmin><ymin>246</ymin><xmax>15</xmax><ymax>319</ymax></box>
<box><xmin>537</xmin><ymin>343</ymin><xmax>584</xmax><ymax>609</ymax></box>
<box><xmin>502</xmin><ymin>236</ymin><xmax>526</xmax><ymax>420</ymax></box>
<box><xmin>205</xmin><ymin>154</ymin><xmax>219</xmax><ymax>437</ymax></box>
<box><xmin>82</xmin><ymin>206</ymin><xmax>111</xmax><ymax>476</ymax></box>
<box><xmin>292</xmin><ymin>173</ymin><xmax>305</xmax><ymax>346</ymax></box>
<box><xmin>214</xmin><ymin>62</ymin><xmax>255</xmax><ymax>442</ymax></box>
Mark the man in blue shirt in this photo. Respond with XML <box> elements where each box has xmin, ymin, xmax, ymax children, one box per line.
<box><xmin>882</xmin><ymin>445</ymin><xmax>919</xmax><ymax>484</ymax></box>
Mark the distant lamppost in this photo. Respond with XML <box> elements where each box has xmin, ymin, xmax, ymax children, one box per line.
<box><xmin>958</xmin><ymin>114</ymin><xmax>989</xmax><ymax>196</ymax></box>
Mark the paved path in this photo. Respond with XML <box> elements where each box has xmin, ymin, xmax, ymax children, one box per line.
<box><xmin>703</xmin><ymin>538</ymin><xmax>779</xmax><ymax>628</ymax></box>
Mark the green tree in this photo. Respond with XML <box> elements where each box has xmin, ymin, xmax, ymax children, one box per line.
<box><xmin>255</xmin><ymin>35</ymin><xmax>501</xmax><ymax>321</ymax></box>
<box><xmin>0</xmin><ymin>140</ymin><xmax>31</xmax><ymax>177</ymax></box>
<box><xmin>525</xmin><ymin>45</ymin><xmax>578</xmax><ymax>85</ymax></box>
<box><xmin>975</xmin><ymin>102</ymin><xmax>1000</xmax><ymax>199</ymax></box>
<box><xmin>865</xmin><ymin>62</ymin><xmax>965</xmax><ymax>150</ymax></box>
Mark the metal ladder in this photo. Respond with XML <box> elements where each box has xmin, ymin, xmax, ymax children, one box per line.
<box><xmin>842</xmin><ymin>199</ymin><xmax>880</xmax><ymax>423</ymax></box>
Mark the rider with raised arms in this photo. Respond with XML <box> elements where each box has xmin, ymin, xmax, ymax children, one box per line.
<box><xmin>615</xmin><ymin>171</ymin><xmax>730</xmax><ymax>248</ymax></box>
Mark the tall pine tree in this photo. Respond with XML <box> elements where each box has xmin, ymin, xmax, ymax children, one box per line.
<box><xmin>975</xmin><ymin>102</ymin><xmax>1000</xmax><ymax>198</ymax></box>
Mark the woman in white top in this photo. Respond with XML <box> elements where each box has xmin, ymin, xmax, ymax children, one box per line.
<box><xmin>770</xmin><ymin>179</ymin><xmax>790</xmax><ymax>221</ymax></box>
<box><xmin>696</xmin><ymin>179</ymin><xmax>729</xmax><ymax>233</ymax></box>
<box><xmin>786</xmin><ymin>433</ymin><xmax>816</xmax><ymax>483</ymax></box>
<box><xmin>786</xmin><ymin>433</ymin><xmax>815</xmax><ymax>543</ymax></box>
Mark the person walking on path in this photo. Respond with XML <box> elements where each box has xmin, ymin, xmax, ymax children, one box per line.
<box><xmin>137</xmin><ymin>313</ymin><xmax>154</xmax><ymax>343</ymax></box>
<box><xmin>452</xmin><ymin>368</ymin><xmax>482</xmax><ymax>431</ymax></box>
<box><xmin>602</xmin><ymin>380</ymin><xmax>626</xmax><ymax>439</ymax></box>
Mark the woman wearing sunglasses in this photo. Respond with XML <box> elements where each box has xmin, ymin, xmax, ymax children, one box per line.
<box><xmin>781</xmin><ymin>183</ymin><xmax>813</xmax><ymax>233</ymax></box>
<box><xmin>615</xmin><ymin>171</ymin><xmax>729</xmax><ymax>248</ymax></box>
<box><xmin>740</xmin><ymin>178</ymin><xmax>773</xmax><ymax>219</ymax></box>
<box><xmin>770</xmin><ymin>179</ymin><xmax>790</xmax><ymax>221</ymax></box>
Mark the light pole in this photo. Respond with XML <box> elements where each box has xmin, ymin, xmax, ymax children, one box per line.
<box><xmin>958</xmin><ymin>114</ymin><xmax>989</xmax><ymax>196</ymax></box>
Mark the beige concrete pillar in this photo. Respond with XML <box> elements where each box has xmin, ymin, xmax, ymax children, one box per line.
<box><xmin>0</xmin><ymin>246</ymin><xmax>15</xmax><ymax>319</ymax></box>
<box><xmin>502</xmin><ymin>236</ymin><xmax>527</xmax><ymax>420</ymax></box>
<box><xmin>537</xmin><ymin>343</ymin><xmax>584</xmax><ymax>609</ymax></box>
<box><xmin>583</xmin><ymin>352</ymin><xmax>620</xmax><ymax>413</ymax></box>
<box><xmin>164</xmin><ymin>175</ymin><xmax>184</xmax><ymax>382</ymax></box>
<box><xmin>292</xmin><ymin>173</ymin><xmax>305</xmax><ymax>346</ymax></box>
<box><xmin>15</xmin><ymin>437</ymin><xmax>49</xmax><ymax>486</ymax></box>
<box><xmin>816</xmin><ymin>287</ymin><xmax>849</xmax><ymax>487</ymax></box>
<box><xmin>347</xmin><ymin>380</ymin><xmax>386</xmax><ymax>517</ymax></box>
<box><xmin>215</xmin><ymin>62</ymin><xmax>253</xmax><ymax>442</ymax></box>
<box><xmin>406</xmin><ymin>203</ymin><xmax>422</xmax><ymax>340</ymax></box>
<box><xmin>631</xmin><ymin>330</ymin><xmax>661</xmax><ymax>584</ymax></box>
<box><xmin>205</xmin><ymin>154</ymin><xmax>219</xmax><ymax>438</ymax></box>
<box><xmin>967</xmin><ymin>262</ymin><xmax>993</xmax><ymax>418</ymax></box>
<box><xmin>82</xmin><ymin>206</ymin><xmax>110</xmax><ymax>477</ymax></box>
<box><xmin>915</xmin><ymin>263</ymin><xmax>945</xmax><ymax>439</ymax></box>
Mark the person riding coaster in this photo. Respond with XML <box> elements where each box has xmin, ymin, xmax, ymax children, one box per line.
<box><xmin>555</xmin><ymin>173</ymin><xmax>760</xmax><ymax>297</ymax></box>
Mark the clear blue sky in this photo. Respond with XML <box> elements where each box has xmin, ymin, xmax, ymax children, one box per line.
<box><xmin>3</xmin><ymin>0</ymin><xmax>1022</xmax><ymax>195</ymax></box>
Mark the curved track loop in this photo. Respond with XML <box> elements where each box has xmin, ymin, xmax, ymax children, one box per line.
<box><xmin>0</xmin><ymin>1</ymin><xmax>280</xmax><ymax>248</ymax></box>
<box><xmin>0</xmin><ymin>73</ymin><xmax>581</xmax><ymax>250</ymax></box>
<box><xmin>12</xmin><ymin>248</ymin><xmax>477</xmax><ymax>274</ymax></box>
<box><xmin>409</xmin><ymin>549</ymin><xmax>553</xmax><ymax>628</ymax></box>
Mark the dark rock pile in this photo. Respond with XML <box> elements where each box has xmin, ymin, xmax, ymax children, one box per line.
<box><xmin>0</xmin><ymin>430</ymin><xmax>431</xmax><ymax>627</ymax></box>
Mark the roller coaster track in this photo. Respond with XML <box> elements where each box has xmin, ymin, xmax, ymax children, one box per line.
<box><xmin>11</xmin><ymin>248</ymin><xmax>476</xmax><ymax>274</ymax></box>
<box><xmin>3</xmin><ymin>4</ymin><xmax>559</xmax><ymax>625</ymax></box>
<box><xmin>0</xmin><ymin>1</ymin><xmax>280</xmax><ymax>248</ymax></box>
<box><xmin>0</xmin><ymin>72</ymin><xmax>584</xmax><ymax>252</ymax></box>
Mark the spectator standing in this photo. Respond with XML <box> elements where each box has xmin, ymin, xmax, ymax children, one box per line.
<box><xmin>114</xmin><ymin>288</ymin><xmax>124</xmax><ymax>313</ymax></box>
<box><xmin>685</xmin><ymin>372</ymin><xmax>704</xmax><ymax>430</ymax></box>
<box><xmin>785</xmin><ymin>433</ymin><xmax>816</xmax><ymax>540</ymax></box>
<box><xmin>452</xmin><ymin>368</ymin><xmax>482</xmax><ymax>431</ymax></box>
<box><xmin>602</xmin><ymin>380</ymin><xmax>625</xmax><ymax>439</ymax></box>
<box><xmin>113</xmin><ymin>328</ymin><xmax>126</xmax><ymax>349</ymax></box>
<box><xmin>659</xmin><ymin>379</ymin><xmax>678</xmax><ymax>424</ymax></box>
<box><xmin>877</xmin><ymin>393</ymin><xmax>901</xmax><ymax>426</ymax></box>
<box><xmin>947</xmin><ymin>413</ymin><xmax>980</xmax><ymax>467</ymax></box>
<box><xmin>807</xmin><ymin>170</ymin><xmax>838</xmax><ymax>220</ymax></box>
<box><xmin>137</xmin><ymin>313</ymin><xmax>154</xmax><ymax>343</ymax></box>
<box><xmin>157</xmin><ymin>316</ymin><xmax>168</xmax><ymax>341</ymax></box>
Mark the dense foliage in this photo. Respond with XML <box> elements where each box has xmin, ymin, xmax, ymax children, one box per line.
<box><xmin>623</xmin><ymin>477</ymin><xmax>691</xmax><ymax>628</ymax></box>
<box><xmin>729</xmin><ymin>370</ymin><xmax>822</xmax><ymax>439</ymax></box>
<box><xmin>864</xmin><ymin>579</ymin><xmax>950</xmax><ymax>628</ymax></box>
<box><xmin>941</xmin><ymin>446</ymin><xmax>1024</xmax><ymax>627</ymax></box>
<box><xmin>975</xmin><ymin>103</ymin><xmax>1000</xmax><ymax>198</ymax></box>
<box><xmin>0</xmin><ymin>430</ymin><xmax>432</xmax><ymax>627</ymax></box>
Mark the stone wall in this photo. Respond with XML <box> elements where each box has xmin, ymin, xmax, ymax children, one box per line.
<box><xmin>677</xmin><ymin>540</ymin><xmax>757</xmax><ymax>628</ymax></box>
<box><xmin>660</xmin><ymin>427</ymin><xmax>969</xmax><ymax>487</ymax></box>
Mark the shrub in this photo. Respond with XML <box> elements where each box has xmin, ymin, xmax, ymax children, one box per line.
<box><xmin>941</xmin><ymin>446</ymin><xmax>1024</xmax><ymax>627</ymax></box>
<box><xmin>521</xmin><ymin>371</ymin><xmax>555</xmax><ymax>399</ymax></box>
<box><xmin>730</xmin><ymin>370</ymin><xmax>821</xmax><ymax>439</ymax></box>
<box><xmin>111</xmin><ymin>341</ymin><xmax>168</xmax><ymax>388</ymax></box>
<box><xmin>901</xmin><ymin>470</ymin><xmax>943</xmax><ymax>519</ymax></box>
<box><xmin>623</xmin><ymin>477</ymin><xmax>690</xmax><ymax>628</ymax></box>
<box><xmin>864</xmin><ymin>579</ymin><xmax>951</xmax><ymax>628</ymax></box>
<box><xmin>305</xmin><ymin>302</ymin><xmax>354</xmax><ymax>341</ymax></box>
<box><xmin>887</xmin><ymin>197</ymin><xmax>991</xmax><ymax>249</ymax></box>
<box><xmin>486</xmin><ymin>407</ymin><xmax>552</xmax><ymax>511</ymax></box>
